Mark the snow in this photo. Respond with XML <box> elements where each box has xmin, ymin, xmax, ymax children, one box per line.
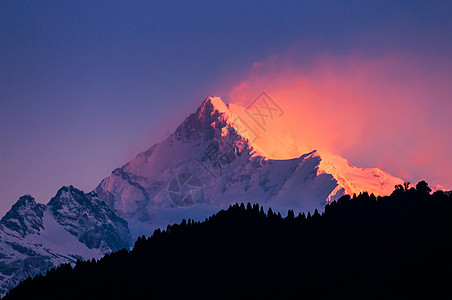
<box><xmin>0</xmin><ymin>188</ymin><xmax>130</xmax><ymax>295</ymax></box>
<box><xmin>431</xmin><ymin>184</ymin><xmax>446</xmax><ymax>192</ymax></box>
<box><xmin>95</xmin><ymin>96</ymin><xmax>405</xmax><ymax>239</ymax></box>
<box><xmin>0</xmin><ymin>96</ymin><xmax>410</xmax><ymax>296</ymax></box>
<box><xmin>317</xmin><ymin>151</ymin><xmax>403</xmax><ymax>199</ymax></box>
<box><xmin>0</xmin><ymin>208</ymin><xmax>102</xmax><ymax>295</ymax></box>
<box><xmin>0</xmin><ymin>96</ymin><xmax>417</xmax><ymax>295</ymax></box>
<box><xmin>33</xmin><ymin>209</ymin><xmax>102</xmax><ymax>258</ymax></box>
<box><xmin>205</xmin><ymin>97</ymin><xmax>229</xmax><ymax>115</ymax></box>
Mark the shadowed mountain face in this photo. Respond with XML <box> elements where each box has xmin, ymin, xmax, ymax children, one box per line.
<box><xmin>95</xmin><ymin>97</ymin><xmax>403</xmax><ymax>238</ymax></box>
<box><xmin>48</xmin><ymin>186</ymin><xmax>130</xmax><ymax>251</ymax></box>
<box><xmin>0</xmin><ymin>97</ymin><xmax>404</xmax><ymax>295</ymax></box>
<box><xmin>0</xmin><ymin>187</ymin><xmax>131</xmax><ymax>295</ymax></box>
<box><xmin>1</xmin><ymin>196</ymin><xmax>46</xmax><ymax>238</ymax></box>
<box><xmin>4</xmin><ymin>186</ymin><xmax>452</xmax><ymax>300</ymax></box>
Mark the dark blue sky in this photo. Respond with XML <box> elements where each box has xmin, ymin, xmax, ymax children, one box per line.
<box><xmin>1</xmin><ymin>1</ymin><xmax>451</xmax><ymax>213</ymax></box>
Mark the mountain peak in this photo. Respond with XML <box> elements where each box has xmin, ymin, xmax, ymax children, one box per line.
<box><xmin>95</xmin><ymin>95</ymin><xmax>404</xmax><ymax>238</ymax></box>
<box><xmin>15</xmin><ymin>194</ymin><xmax>36</xmax><ymax>207</ymax></box>
<box><xmin>172</xmin><ymin>97</ymin><xmax>233</xmax><ymax>142</ymax></box>
<box><xmin>48</xmin><ymin>186</ymin><xmax>131</xmax><ymax>251</ymax></box>
<box><xmin>0</xmin><ymin>187</ymin><xmax>133</xmax><ymax>295</ymax></box>
<box><xmin>200</xmin><ymin>96</ymin><xmax>229</xmax><ymax>113</ymax></box>
<box><xmin>55</xmin><ymin>185</ymin><xmax>86</xmax><ymax>197</ymax></box>
<box><xmin>194</xmin><ymin>97</ymin><xmax>231</xmax><ymax>124</ymax></box>
<box><xmin>0</xmin><ymin>195</ymin><xmax>46</xmax><ymax>237</ymax></box>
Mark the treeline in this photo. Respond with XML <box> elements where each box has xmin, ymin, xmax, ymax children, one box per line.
<box><xmin>3</xmin><ymin>181</ymin><xmax>452</xmax><ymax>299</ymax></box>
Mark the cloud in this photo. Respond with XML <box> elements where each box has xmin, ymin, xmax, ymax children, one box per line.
<box><xmin>222</xmin><ymin>51</ymin><xmax>452</xmax><ymax>189</ymax></box>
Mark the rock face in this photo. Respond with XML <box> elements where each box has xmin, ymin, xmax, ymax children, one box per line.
<box><xmin>0</xmin><ymin>96</ymin><xmax>404</xmax><ymax>295</ymax></box>
<box><xmin>0</xmin><ymin>188</ymin><xmax>131</xmax><ymax>295</ymax></box>
<box><xmin>96</xmin><ymin>97</ymin><xmax>404</xmax><ymax>238</ymax></box>
<box><xmin>48</xmin><ymin>186</ymin><xmax>130</xmax><ymax>252</ymax></box>
<box><xmin>1</xmin><ymin>196</ymin><xmax>46</xmax><ymax>238</ymax></box>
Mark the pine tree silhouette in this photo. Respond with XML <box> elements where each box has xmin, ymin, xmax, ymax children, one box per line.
<box><xmin>3</xmin><ymin>181</ymin><xmax>451</xmax><ymax>300</ymax></box>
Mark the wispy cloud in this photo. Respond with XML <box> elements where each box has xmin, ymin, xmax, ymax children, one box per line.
<box><xmin>223</xmin><ymin>51</ymin><xmax>452</xmax><ymax>188</ymax></box>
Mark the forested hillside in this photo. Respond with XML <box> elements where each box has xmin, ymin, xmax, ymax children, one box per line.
<box><xmin>4</xmin><ymin>182</ymin><xmax>452</xmax><ymax>300</ymax></box>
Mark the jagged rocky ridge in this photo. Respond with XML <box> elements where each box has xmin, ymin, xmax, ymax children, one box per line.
<box><xmin>0</xmin><ymin>186</ymin><xmax>131</xmax><ymax>295</ymax></box>
<box><xmin>0</xmin><ymin>96</ymin><xmax>405</xmax><ymax>294</ymax></box>
<box><xmin>4</xmin><ymin>185</ymin><xmax>452</xmax><ymax>300</ymax></box>
<box><xmin>96</xmin><ymin>97</ymin><xmax>404</xmax><ymax>238</ymax></box>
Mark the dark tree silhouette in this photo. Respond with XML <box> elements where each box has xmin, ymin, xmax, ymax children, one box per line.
<box><xmin>416</xmin><ymin>180</ymin><xmax>432</xmax><ymax>195</ymax></box>
<box><xmin>3</xmin><ymin>182</ymin><xmax>452</xmax><ymax>300</ymax></box>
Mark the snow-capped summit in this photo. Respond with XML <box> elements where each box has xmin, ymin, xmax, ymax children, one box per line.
<box><xmin>172</xmin><ymin>97</ymin><xmax>233</xmax><ymax>142</ymax></box>
<box><xmin>0</xmin><ymin>96</ymin><xmax>409</xmax><ymax>295</ymax></box>
<box><xmin>0</xmin><ymin>195</ymin><xmax>46</xmax><ymax>238</ymax></box>
<box><xmin>96</xmin><ymin>97</ymin><xmax>404</xmax><ymax>238</ymax></box>
<box><xmin>0</xmin><ymin>96</ymin><xmax>410</xmax><ymax>295</ymax></box>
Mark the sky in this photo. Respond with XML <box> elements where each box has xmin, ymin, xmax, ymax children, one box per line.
<box><xmin>1</xmin><ymin>1</ymin><xmax>451</xmax><ymax>214</ymax></box>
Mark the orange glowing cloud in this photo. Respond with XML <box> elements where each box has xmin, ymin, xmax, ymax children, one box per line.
<box><xmin>219</xmin><ymin>52</ymin><xmax>452</xmax><ymax>189</ymax></box>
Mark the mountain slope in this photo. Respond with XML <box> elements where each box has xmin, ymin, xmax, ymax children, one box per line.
<box><xmin>4</xmin><ymin>187</ymin><xmax>452</xmax><ymax>300</ymax></box>
<box><xmin>0</xmin><ymin>187</ymin><xmax>131</xmax><ymax>295</ymax></box>
<box><xmin>96</xmin><ymin>97</ymin><xmax>403</xmax><ymax>237</ymax></box>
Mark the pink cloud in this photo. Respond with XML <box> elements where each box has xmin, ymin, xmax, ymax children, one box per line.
<box><xmin>222</xmin><ymin>52</ymin><xmax>452</xmax><ymax>189</ymax></box>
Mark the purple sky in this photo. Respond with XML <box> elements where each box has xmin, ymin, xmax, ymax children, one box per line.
<box><xmin>1</xmin><ymin>1</ymin><xmax>451</xmax><ymax>214</ymax></box>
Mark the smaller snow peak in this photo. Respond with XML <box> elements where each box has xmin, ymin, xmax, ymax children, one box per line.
<box><xmin>49</xmin><ymin>186</ymin><xmax>94</xmax><ymax>211</ymax></box>
<box><xmin>0</xmin><ymin>195</ymin><xmax>46</xmax><ymax>237</ymax></box>
<box><xmin>15</xmin><ymin>194</ymin><xmax>37</xmax><ymax>207</ymax></box>
<box><xmin>53</xmin><ymin>185</ymin><xmax>86</xmax><ymax>202</ymax></box>
<box><xmin>48</xmin><ymin>185</ymin><xmax>132</xmax><ymax>251</ymax></box>
<box><xmin>57</xmin><ymin>185</ymin><xmax>79</xmax><ymax>194</ymax></box>
<box><xmin>6</xmin><ymin>195</ymin><xmax>44</xmax><ymax>215</ymax></box>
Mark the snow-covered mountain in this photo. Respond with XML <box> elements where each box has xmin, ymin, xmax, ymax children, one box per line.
<box><xmin>0</xmin><ymin>96</ymin><xmax>405</xmax><ymax>294</ymax></box>
<box><xmin>0</xmin><ymin>186</ymin><xmax>131</xmax><ymax>295</ymax></box>
<box><xmin>96</xmin><ymin>97</ymin><xmax>404</xmax><ymax>237</ymax></box>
